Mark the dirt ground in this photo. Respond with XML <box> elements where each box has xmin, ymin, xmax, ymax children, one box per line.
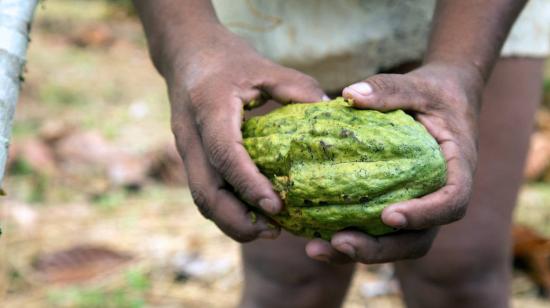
<box><xmin>1</xmin><ymin>1</ymin><xmax>550</xmax><ymax>307</ymax></box>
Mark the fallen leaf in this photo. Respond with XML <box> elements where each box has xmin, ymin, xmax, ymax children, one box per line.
<box><xmin>524</xmin><ymin>132</ymin><xmax>550</xmax><ymax>181</ymax></box>
<box><xmin>33</xmin><ymin>245</ymin><xmax>133</xmax><ymax>284</ymax></box>
<box><xmin>7</xmin><ymin>138</ymin><xmax>57</xmax><ymax>176</ymax></box>
<box><xmin>513</xmin><ymin>225</ymin><xmax>550</xmax><ymax>297</ymax></box>
<box><xmin>70</xmin><ymin>24</ymin><xmax>115</xmax><ymax>48</ymax></box>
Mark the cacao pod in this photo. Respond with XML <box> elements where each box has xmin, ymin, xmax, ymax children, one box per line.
<box><xmin>243</xmin><ymin>98</ymin><xmax>446</xmax><ymax>239</ymax></box>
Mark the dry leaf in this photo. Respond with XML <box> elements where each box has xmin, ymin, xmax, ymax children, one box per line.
<box><xmin>34</xmin><ymin>245</ymin><xmax>133</xmax><ymax>284</ymax></box>
<box><xmin>513</xmin><ymin>225</ymin><xmax>550</xmax><ymax>297</ymax></box>
<box><xmin>524</xmin><ymin>132</ymin><xmax>550</xmax><ymax>181</ymax></box>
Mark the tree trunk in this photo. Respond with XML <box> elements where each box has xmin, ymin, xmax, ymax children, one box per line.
<box><xmin>0</xmin><ymin>0</ymin><xmax>38</xmax><ymax>192</ymax></box>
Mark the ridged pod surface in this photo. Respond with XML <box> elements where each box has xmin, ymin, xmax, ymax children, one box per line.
<box><xmin>242</xmin><ymin>98</ymin><xmax>446</xmax><ymax>239</ymax></box>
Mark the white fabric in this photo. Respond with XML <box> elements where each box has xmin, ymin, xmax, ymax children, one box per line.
<box><xmin>213</xmin><ymin>0</ymin><xmax>550</xmax><ymax>91</ymax></box>
<box><xmin>502</xmin><ymin>0</ymin><xmax>550</xmax><ymax>57</ymax></box>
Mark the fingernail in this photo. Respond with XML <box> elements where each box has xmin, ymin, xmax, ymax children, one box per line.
<box><xmin>336</xmin><ymin>243</ymin><xmax>356</xmax><ymax>258</ymax></box>
<box><xmin>314</xmin><ymin>254</ymin><xmax>330</xmax><ymax>263</ymax></box>
<box><xmin>345</xmin><ymin>82</ymin><xmax>372</xmax><ymax>97</ymax></box>
<box><xmin>259</xmin><ymin>198</ymin><xmax>277</xmax><ymax>214</ymax></box>
<box><xmin>259</xmin><ymin>229</ymin><xmax>279</xmax><ymax>239</ymax></box>
<box><xmin>386</xmin><ymin>212</ymin><xmax>407</xmax><ymax>229</ymax></box>
<box><xmin>321</xmin><ymin>95</ymin><xmax>330</xmax><ymax>101</ymax></box>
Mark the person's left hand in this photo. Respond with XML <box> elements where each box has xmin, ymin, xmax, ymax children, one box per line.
<box><xmin>305</xmin><ymin>63</ymin><xmax>484</xmax><ymax>264</ymax></box>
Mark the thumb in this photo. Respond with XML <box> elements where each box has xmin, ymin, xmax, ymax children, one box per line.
<box><xmin>262</xmin><ymin>67</ymin><xmax>328</xmax><ymax>104</ymax></box>
<box><xmin>342</xmin><ymin>74</ymin><xmax>424</xmax><ymax>112</ymax></box>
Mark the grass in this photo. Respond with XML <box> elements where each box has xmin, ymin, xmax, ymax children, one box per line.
<box><xmin>39</xmin><ymin>84</ymin><xmax>90</xmax><ymax>107</ymax></box>
<box><xmin>47</xmin><ymin>269</ymin><xmax>150</xmax><ymax>308</ymax></box>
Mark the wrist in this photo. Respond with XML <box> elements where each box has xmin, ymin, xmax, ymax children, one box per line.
<box><xmin>423</xmin><ymin>56</ymin><xmax>485</xmax><ymax>84</ymax></box>
<box><xmin>412</xmin><ymin>61</ymin><xmax>484</xmax><ymax>109</ymax></box>
<box><xmin>134</xmin><ymin>0</ymin><xmax>223</xmax><ymax>78</ymax></box>
<box><xmin>153</xmin><ymin>22</ymin><xmax>227</xmax><ymax>80</ymax></box>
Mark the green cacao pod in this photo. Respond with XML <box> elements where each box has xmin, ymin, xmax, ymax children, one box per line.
<box><xmin>242</xmin><ymin>98</ymin><xmax>446</xmax><ymax>239</ymax></box>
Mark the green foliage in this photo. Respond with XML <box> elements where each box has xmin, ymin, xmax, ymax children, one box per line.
<box><xmin>29</xmin><ymin>173</ymin><xmax>49</xmax><ymax>203</ymax></box>
<box><xmin>8</xmin><ymin>160</ymin><xmax>49</xmax><ymax>203</ymax></box>
<box><xmin>9</xmin><ymin>160</ymin><xmax>34</xmax><ymax>176</ymax></box>
<box><xmin>39</xmin><ymin>84</ymin><xmax>89</xmax><ymax>106</ymax></box>
<box><xmin>125</xmin><ymin>269</ymin><xmax>151</xmax><ymax>292</ymax></box>
<box><xmin>92</xmin><ymin>190</ymin><xmax>128</xmax><ymax>211</ymax></box>
<box><xmin>11</xmin><ymin>120</ymin><xmax>41</xmax><ymax>138</ymax></box>
<box><xmin>47</xmin><ymin>269</ymin><xmax>150</xmax><ymax>308</ymax></box>
<box><xmin>104</xmin><ymin>0</ymin><xmax>135</xmax><ymax>16</ymax></box>
<box><xmin>543</xmin><ymin>78</ymin><xmax>550</xmax><ymax>108</ymax></box>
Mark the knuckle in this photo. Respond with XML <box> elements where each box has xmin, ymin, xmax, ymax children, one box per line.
<box><xmin>170</xmin><ymin>116</ymin><xmax>201</xmax><ymax>151</ymax></box>
<box><xmin>170</xmin><ymin>131</ymin><xmax>193</xmax><ymax>162</ymax></box>
<box><xmin>185</xmin><ymin>87</ymin><xmax>219</xmax><ymax>129</ymax></box>
<box><xmin>232</xmin><ymin>233</ymin><xmax>256</xmax><ymax>243</ymax></box>
<box><xmin>174</xmin><ymin>143</ymin><xmax>188</xmax><ymax>162</ymax></box>
<box><xmin>206</xmin><ymin>139</ymin><xmax>235</xmax><ymax>174</ymax></box>
<box><xmin>170</xmin><ymin>119</ymin><xmax>183</xmax><ymax>135</ymax></box>
<box><xmin>190</xmin><ymin>188</ymin><xmax>214</xmax><ymax>219</ymax></box>
<box><xmin>170</xmin><ymin>118</ymin><xmax>191</xmax><ymax>142</ymax></box>
<box><xmin>449</xmin><ymin>187</ymin><xmax>470</xmax><ymax>222</ymax></box>
<box><xmin>194</xmin><ymin>111</ymin><xmax>209</xmax><ymax>133</ymax></box>
<box><xmin>377</xmin><ymin>101</ymin><xmax>389</xmax><ymax>110</ymax></box>
<box><xmin>229</xmin><ymin>230</ymin><xmax>257</xmax><ymax>243</ymax></box>
<box><xmin>360</xmin><ymin>238</ymin><xmax>384</xmax><ymax>263</ymax></box>
<box><xmin>452</xmin><ymin>90</ymin><xmax>469</xmax><ymax>107</ymax></box>
<box><xmin>300</xmin><ymin>74</ymin><xmax>321</xmax><ymax>89</ymax></box>
<box><xmin>432</xmin><ymin>79</ymin><xmax>469</xmax><ymax>111</ymax></box>
<box><xmin>449</xmin><ymin>203</ymin><xmax>467</xmax><ymax>222</ymax></box>
<box><xmin>231</xmin><ymin>176</ymin><xmax>258</xmax><ymax>202</ymax></box>
<box><xmin>406</xmin><ymin>78</ymin><xmax>443</xmax><ymax>112</ymax></box>
<box><xmin>367</xmin><ymin>74</ymin><xmax>398</xmax><ymax>95</ymax></box>
<box><xmin>371</xmin><ymin>244</ymin><xmax>385</xmax><ymax>262</ymax></box>
<box><xmin>186</xmin><ymin>81</ymin><xmax>209</xmax><ymax>105</ymax></box>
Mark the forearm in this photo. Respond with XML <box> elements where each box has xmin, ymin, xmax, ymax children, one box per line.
<box><xmin>426</xmin><ymin>0</ymin><xmax>527</xmax><ymax>82</ymax></box>
<box><xmin>132</xmin><ymin>0</ymin><xmax>220</xmax><ymax>77</ymax></box>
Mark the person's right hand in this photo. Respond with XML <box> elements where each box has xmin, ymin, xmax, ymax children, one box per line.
<box><xmin>164</xmin><ymin>25</ymin><xmax>326</xmax><ymax>242</ymax></box>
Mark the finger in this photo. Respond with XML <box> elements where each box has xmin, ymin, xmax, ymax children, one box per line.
<box><xmin>262</xmin><ymin>67</ymin><xmax>327</xmax><ymax>103</ymax></box>
<box><xmin>195</xmin><ymin>96</ymin><xmax>283</xmax><ymax>214</ymax></box>
<box><xmin>331</xmin><ymin>229</ymin><xmax>437</xmax><ymax>264</ymax></box>
<box><xmin>173</xmin><ymin>116</ymin><xmax>280</xmax><ymax>242</ymax></box>
<box><xmin>342</xmin><ymin>74</ymin><xmax>426</xmax><ymax>112</ymax></box>
<box><xmin>305</xmin><ymin>238</ymin><xmax>353</xmax><ymax>264</ymax></box>
<box><xmin>381</xmin><ymin>139</ymin><xmax>472</xmax><ymax>229</ymax></box>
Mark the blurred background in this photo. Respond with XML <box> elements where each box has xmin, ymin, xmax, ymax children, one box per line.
<box><xmin>1</xmin><ymin>1</ymin><xmax>550</xmax><ymax>307</ymax></box>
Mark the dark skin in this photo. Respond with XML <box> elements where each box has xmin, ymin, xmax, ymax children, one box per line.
<box><xmin>395</xmin><ymin>57</ymin><xmax>544</xmax><ymax>307</ymax></box>
<box><xmin>239</xmin><ymin>57</ymin><xmax>544</xmax><ymax>307</ymax></box>
<box><xmin>133</xmin><ymin>0</ymin><xmax>526</xmax><ymax>263</ymax></box>
<box><xmin>309</xmin><ymin>0</ymin><xmax>527</xmax><ymax>262</ymax></box>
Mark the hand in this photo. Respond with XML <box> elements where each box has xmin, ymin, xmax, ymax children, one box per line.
<box><xmin>306</xmin><ymin>63</ymin><xmax>483</xmax><ymax>263</ymax></box>
<box><xmin>165</xmin><ymin>26</ymin><xmax>326</xmax><ymax>242</ymax></box>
